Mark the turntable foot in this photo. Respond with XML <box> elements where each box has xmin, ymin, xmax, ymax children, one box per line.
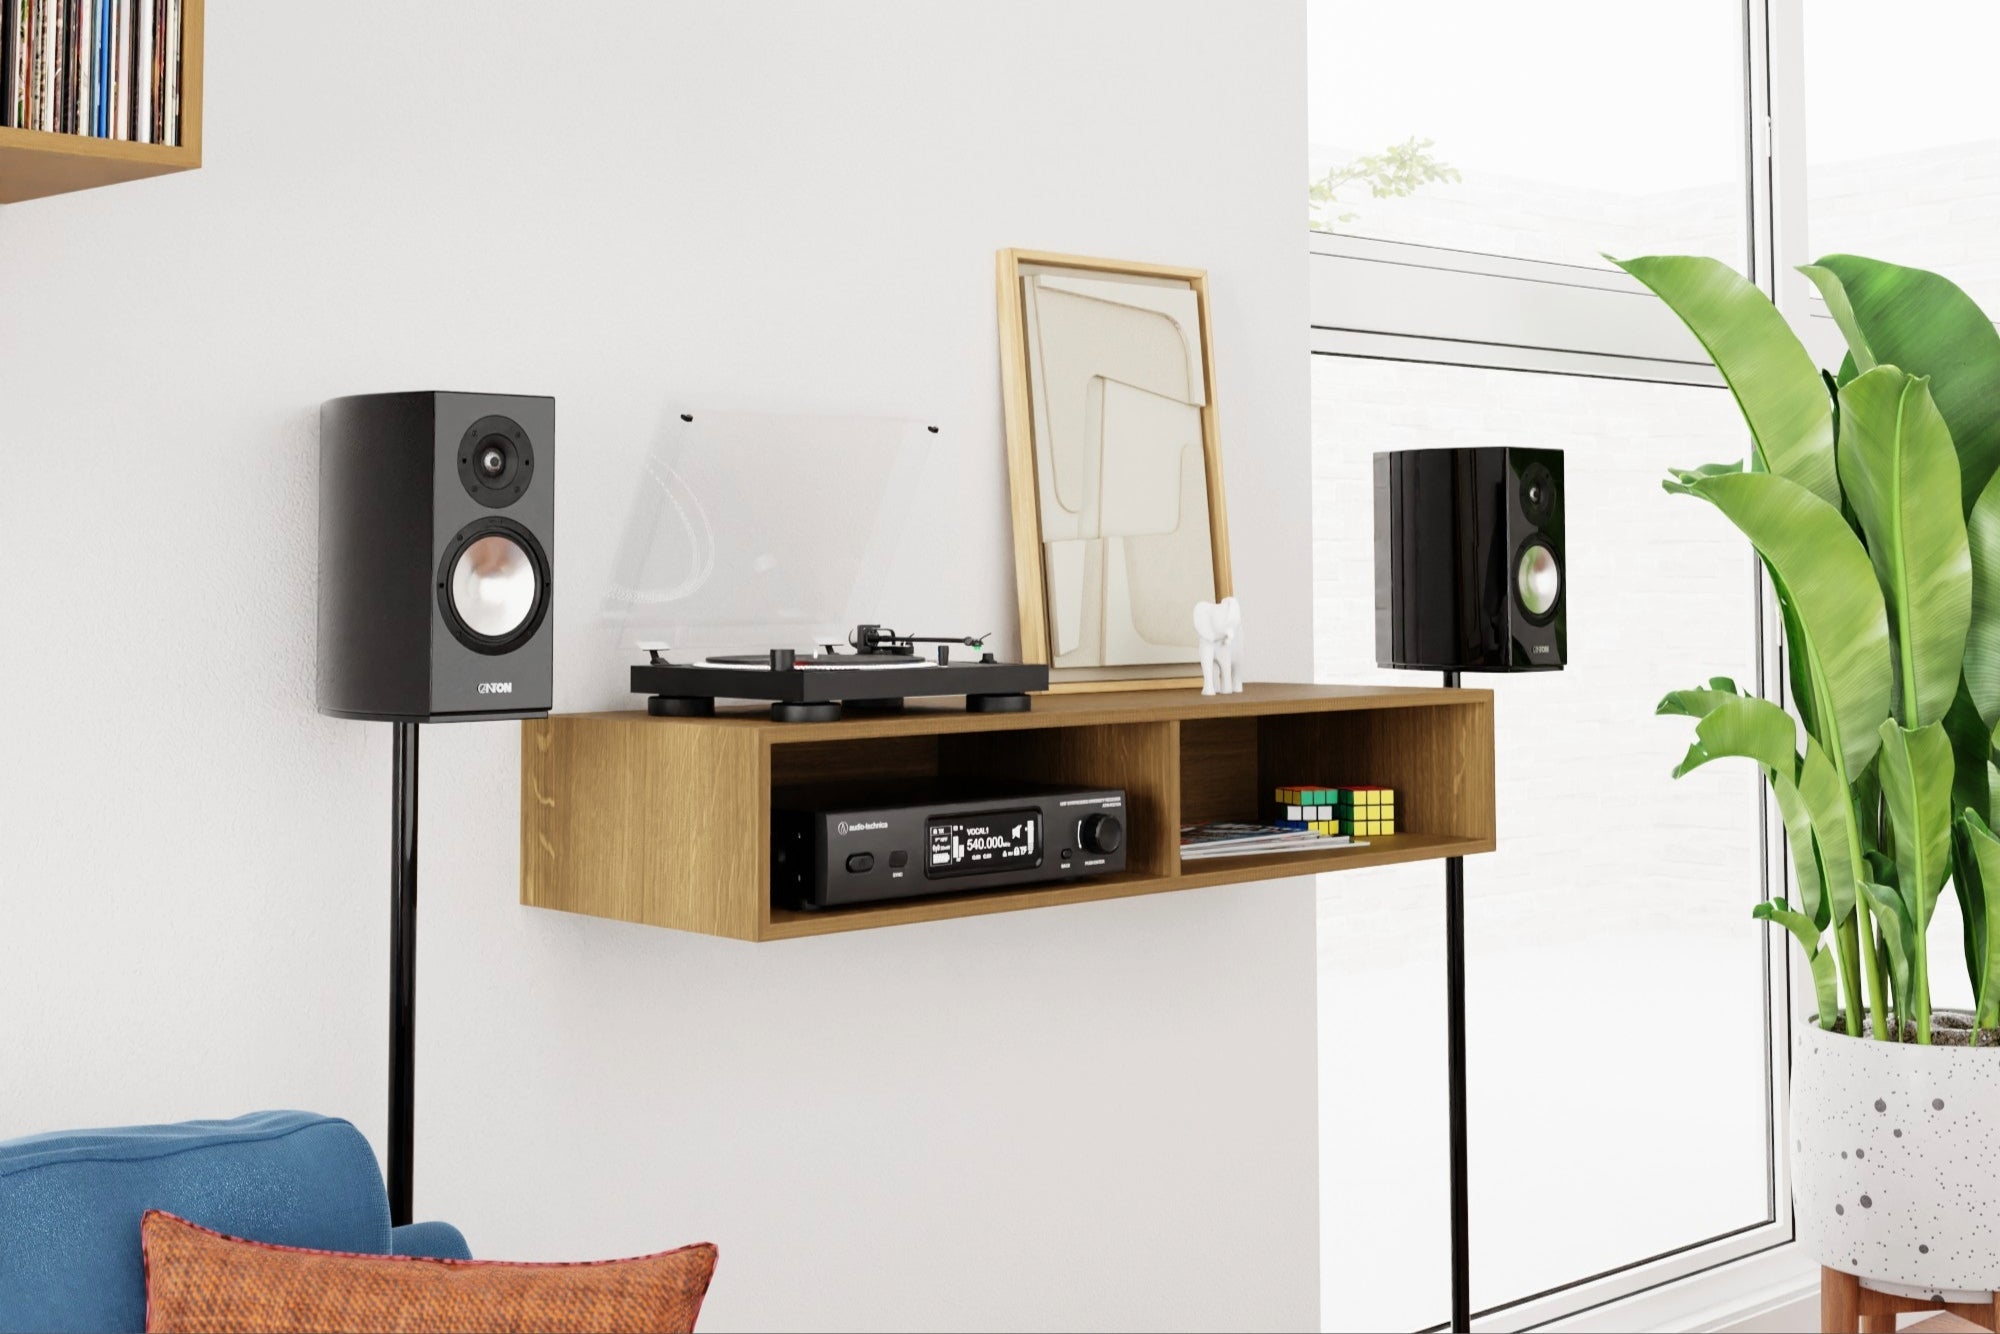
<box><xmin>966</xmin><ymin>692</ymin><xmax>1032</xmax><ymax>714</ymax></box>
<box><xmin>648</xmin><ymin>695</ymin><xmax>716</xmax><ymax>718</ymax></box>
<box><xmin>772</xmin><ymin>701</ymin><xmax>843</xmax><ymax>723</ymax></box>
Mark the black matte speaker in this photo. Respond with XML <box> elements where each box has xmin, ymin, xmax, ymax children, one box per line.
<box><xmin>1374</xmin><ymin>445</ymin><xmax>1564</xmax><ymax>672</ymax></box>
<box><xmin>317</xmin><ymin>391</ymin><xmax>555</xmax><ymax>721</ymax></box>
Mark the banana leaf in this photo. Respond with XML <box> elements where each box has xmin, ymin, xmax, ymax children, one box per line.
<box><xmin>1880</xmin><ymin>720</ymin><xmax>1953</xmax><ymax>1040</ymax></box>
<box><xmin>1800</xmin><ymin>266</ymin><xmax>1878</xmax><ymax>375</ymax></box>
<box><xmin>1656</xmin><ymin>676</ymin><xmax>1751</xmax><ymax>720</ymax></box>
<box><xmin>1878</xmin><ymin>720</ymin><xmax>1954</xmax><ymax>935</ymax></box>
<box><xmin>1854</xmin><ymin>756</ymin><xmax>1884</xmax><ymax>857</ymax></box>
<box><xmin>1773</xmin><ymin>573</ymin><xmax>1824</xmax><ymax>745</ymax></box>
<box><xmin>1956</xmin><ymin>810</ymin><xmax>2000</xmax><ymax>1028</ymax></box>
<box><xmin>1944</xmin><ymin>682</ymin><xmax>2000</xmax><ymax>829</ymax></box>
<box><xmin>1859</xmin><ymin>878</ymin><xmax>1915</xmax><ymax>1038</ymax></box>
<box><xmin>1964</xmin><ymin>467</ymin><xmax>2000</xmax><ymax>730</ymax></box>
<box><xmin>1775</xmin><ymin>771</ymin><xmax>1828</xmax><ymax>927</ymax></box>
<box><xmin>1836</xmin><ymin>370</ymin><xmax>1972</xmax><ymax>727</ymax></box>
<box><xmin>1658</xmin><ymin>681</ymin><xmax>1827</xmax><ymax>923</ymax></box>
<box><xmin>1801</xmin><ymin>735</ymin><xmax>1861</xmax><ymax>925</ymax></box>
<box><xmin>1953</xmin><ymin>820</ymin><xmax>1992</xmax><ymax>1023</ymax></box>
<box><xmin>1668</xmin><ymin>471</ymin><xmax>1891</xmax><ymax>776</ymax></box>
<box><xmin>1666</xmin><ymin>463</ymin><xmax>1747</xmax><ymax>487</ymax></box>
<box><xmin>1671</xmin><ymin>694</ymin><xmax>1799</xmax><ymax>778</ymax></box>
<box><xmin>1619</xmin><ymin>255</ymin><xmax>1839</xmax><ymax>507</ymax></box>
<box><xmin>1754</xmin><ymin>900</ymin><xmax>1840</xmax><ymax>1030</ymax></box>
<box><xmin>1809</xmin><ymin>255</ymin><xmax>2000</xmax><ymax>512</ymax></box>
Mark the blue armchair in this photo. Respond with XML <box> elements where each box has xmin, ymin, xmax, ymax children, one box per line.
<box><xmin>0</xmin><ymin>1110</ymin><xmax>468</xmax><ymax>1333</ymax></box>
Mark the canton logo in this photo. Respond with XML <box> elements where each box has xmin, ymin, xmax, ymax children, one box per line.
<box><xmin>836</xmin><ymin>820</ymin><xmax>887</xmax><ymax>836</ymax></box>
<box><xmin>478</xmin><ymin>681</ymin><xmax>514</xmax><ymax>694</ymax></box>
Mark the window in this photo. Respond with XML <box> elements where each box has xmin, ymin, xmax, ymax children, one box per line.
<box><xmin>1306</xmin><ymin>1</ymin><xmax>1749</xmax><ymax>272</ymax></box>
<box><xmin>1312</xmin><ymin>361</ymin><xmax>1774</xmax><ymax>1331</ymax></box>
<box><xmin>1805</xmin><ymin>1</ymin><xmax>2000</xmax><ymax>315</ymax></box>
<box><xmin>1307</xmin><ymin>3</ymin><xmax>1805</xmax><ymax>1327</ymax></box>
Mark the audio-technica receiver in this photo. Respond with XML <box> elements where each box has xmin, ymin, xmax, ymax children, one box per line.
<box><xmin>771</xmin><ymin>783</ymin><xmax>1127</xmax><ymax>909</ymax></box>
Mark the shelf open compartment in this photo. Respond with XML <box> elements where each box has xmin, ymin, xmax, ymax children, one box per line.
<box><xmin>1177</xmin><ymin>698</ymin><xmax>1496</xmax><ymax>880</ymax></box>
<box><xmin>759</xmin><ymin>722</ymin><xmax>1181</xmax><ymax>937</ymax></box>
<box><xmin>769</xmin><ymin>723</ymin><xmax>1180</xmax><ymax>878</ymax></box>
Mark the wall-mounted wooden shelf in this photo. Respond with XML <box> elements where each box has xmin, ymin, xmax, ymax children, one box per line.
<box><xmin>0</xmin><ymin>0</ymin><xmax>204</xmax><ymax>204</ymax></box>
<box><xmin>520</xmin><ymin>682</ymin><xmax>1496</xmax><ymax>941</ymax></box>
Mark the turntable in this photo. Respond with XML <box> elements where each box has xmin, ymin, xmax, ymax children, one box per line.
<box><xmin>603</xmin><ymin>410</ymin><xmax>1047</xmax><ymax>725</ymax></box>
<box><xmin>633</xmin><ymin>624</ymin><xmax>1048</xmax><ymax>722</ymax></box>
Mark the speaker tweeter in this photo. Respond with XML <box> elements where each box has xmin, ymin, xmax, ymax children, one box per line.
<box><xmin>457</xmin><ymin>414</ymin><xmax>536</xmax><ymax>508</ymax></box>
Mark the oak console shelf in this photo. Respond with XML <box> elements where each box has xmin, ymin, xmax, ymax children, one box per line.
<box><xmin>0</xmin><ymin>0</ymin><xmax>205</xmax><ymax>204</ymax></box>
<box><xmin>520</xmin><ymin>682</ymin><xmax>1495</xmax><ymax>941</ymax></box>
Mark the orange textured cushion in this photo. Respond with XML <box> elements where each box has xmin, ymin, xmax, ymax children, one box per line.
<box><xmin>140</xmin><ymin>1210</ymin><xmax>716</xmax><ymax>1334</ymax></box>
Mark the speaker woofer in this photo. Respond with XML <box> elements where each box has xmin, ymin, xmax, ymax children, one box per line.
<box><xmin>437</xmin><ymin>518</ymin><xmax>551</xmax><ymax>654</ymax></box>
<box><xmin>1515</xmin><ymin>538</ymin><xmax>1561</xmax><ymax>622</ymax></box>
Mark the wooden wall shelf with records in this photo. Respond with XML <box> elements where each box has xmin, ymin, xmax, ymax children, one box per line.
<box><xmin>0</xmin><ymin>0</ymin><xmax>202</xmax><ymax>204</ymax></box>
<box><xmin>519</xmin><ymin>682</ymin><xmax>1498</xmax><ymax>941</ymax></box>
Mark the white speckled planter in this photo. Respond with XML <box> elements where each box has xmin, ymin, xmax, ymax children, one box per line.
<box><xmin>1793</xmin><ymin>1014</ymin><xmax>2000</xmax><ymax>1300</ymax></box>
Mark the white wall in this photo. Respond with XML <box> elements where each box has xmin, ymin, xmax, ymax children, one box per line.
<box><xmin>0</xmin><ymin>3</ymin><xmax>1316</xmax><ymax>1330</ymax></box>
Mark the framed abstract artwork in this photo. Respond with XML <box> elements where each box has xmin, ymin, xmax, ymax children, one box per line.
<box><xmin>996</xmin><ymin>249</ymin><xmax>1233</xmax><ymax>690</ymax></box>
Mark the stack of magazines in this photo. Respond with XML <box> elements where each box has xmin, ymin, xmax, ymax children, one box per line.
<box><xmin>1</xmin><ymin>0</ymin><xmax>184</xmax><ymax>144</ymax></box>
<box><xmin>1180</xmin><ymin>822</ymin><xmax>1364</xmax><ymax>861</ymax></box>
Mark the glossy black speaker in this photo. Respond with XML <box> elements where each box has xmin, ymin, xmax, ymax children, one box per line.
<box><xmin>318</xmin><ymin>391</ymin><xmax>555</xmax><ymax>721</ymax></box>
<box><xmin>1374</xmin><ymin>445</ymin><xmax>1564</xmax><ymax>672</ymax></box>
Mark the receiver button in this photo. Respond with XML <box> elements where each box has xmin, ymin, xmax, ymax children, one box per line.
<box><xmin>846</xmin><ymin>853</ymin><xmax>875</xmax><ymax>873</ymax></box>
<box><xmin>888</xmin><ymin>850</ymin><xmax>909</xmax><ymax>869</ymax></box>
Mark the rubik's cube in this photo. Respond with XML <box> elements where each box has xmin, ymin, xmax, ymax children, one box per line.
<box><xmin>1334</xmin><ymin>786</ymin><xmax>1397</xmax><ymax>836</ymax></box>
<box><xmin>1271</xmin><ymin>785</ymin><xmax>1343</xmax><ymax>835</ymax></box>
<box><xmin>1271</xmin><ymin>785</ymin><xmax>1398</xmax><ymax>837</ymax></box>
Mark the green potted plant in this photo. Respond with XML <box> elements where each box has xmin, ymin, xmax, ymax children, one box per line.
<box><xmin>1626</xmin><ymin>250</ymin><xmax>2000</xmax><ymax>1301</ymax></box>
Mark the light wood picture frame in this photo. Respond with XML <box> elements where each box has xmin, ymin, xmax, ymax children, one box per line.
<box><xmin>997</xmin><ymin>249</ymin><xmax>1234</xmax><ymax>691</ymax></box>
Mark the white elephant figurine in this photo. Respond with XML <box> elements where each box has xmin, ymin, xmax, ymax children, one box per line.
<box><xmin>1193</xmin><ymin>597</ymin><xmax>1243</xmax><ymax>695</ymax></box>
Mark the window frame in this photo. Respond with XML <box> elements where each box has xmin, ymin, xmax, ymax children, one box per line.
<box><xmin>1305</xmin><ymin>1</ymin><xmax>1822</xmax><ymax>1327</ymax></box>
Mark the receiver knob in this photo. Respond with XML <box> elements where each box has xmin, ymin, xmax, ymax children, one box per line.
<box><xmin>1079</xmin><ymin>813</ymin><xmax>1124</xmax><ymax>856</ymax></box>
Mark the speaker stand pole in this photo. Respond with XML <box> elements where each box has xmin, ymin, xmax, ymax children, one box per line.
<box><xmin>1442</xmin><ymin>668</ymin><xmax>1471</xmax><ymax>1333</ymax></box>
<box><xmin>388</xmin><ymin>721</ymin><xmax>420</xmax><ymax>1228</ymax></box>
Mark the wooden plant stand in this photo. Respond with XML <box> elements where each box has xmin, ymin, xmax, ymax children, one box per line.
<box><xmin>1823</xmin><ymin>1266</ymin><xmax>1999</xmax><ymax>1332</ymax></box>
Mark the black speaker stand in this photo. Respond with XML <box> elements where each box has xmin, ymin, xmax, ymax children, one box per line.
<box><xmin>1441</xmin><ymin>668</ymin><xmax>1470</xmax><ymax>1333</ymax></box>
<box><xmin>388</xmin><ymin>721</ymin><xmax>419</xmax><ymax>1228</ymax></box>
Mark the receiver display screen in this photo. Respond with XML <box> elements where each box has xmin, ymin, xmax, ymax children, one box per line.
<box><xmin>926</xmin><ymin>809</ymin><xmax>1041</xmax><ymax>879</ymax></box>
